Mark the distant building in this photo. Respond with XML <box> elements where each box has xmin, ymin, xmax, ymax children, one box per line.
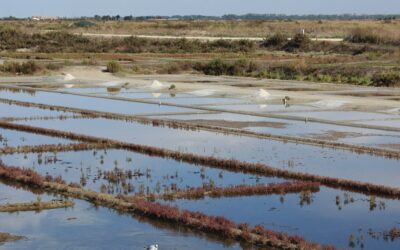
<box><xmin>31</xmin><ymin>16</ymin><xmax>59</xmax><ymax>21</ymax></box>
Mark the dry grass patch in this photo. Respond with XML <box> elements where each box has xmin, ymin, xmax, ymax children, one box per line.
<box><xmin>0</xmin><ymin>233</ymin><xmax>24</xmax><ymax>245</ymax></box>
<box><xmin>0</xmin><ymin>199</ymin><xmax>74</xmax><ymax>212</ymax></box>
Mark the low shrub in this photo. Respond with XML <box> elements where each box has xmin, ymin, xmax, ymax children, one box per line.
<box><xmin>262</xmin><ymin>33</ymin><xmax>288</xmax><ymax>47</ymax></box>
<box><xmin>372</xmin><ymin>71</ymin><xmax>400</xmax><ymax>87</ymax></box>
<box><xmin>194</xmin><ymin>59</ymin><xmax>259</xmax><ymax>76</ymax></box>
<box><xmin>194</xmin><ymin>59</ymin><xmax>230</xmax><ymax>76</ymax></box>
<box><xmin>345</xmin><ymin>28</ymin><xmax>400</xmax><ymax>46</ymax></box>
<box><xmin>162</xmin><ymin>181</ymin><xmax>320</xmax><ymax>200</ymax></box>
<box><xmin>0</xmin><ymin>61</ymin><xmax>42</xmax><ymax>75</ymax></box>
<box><xmin>106</xmin><ymin>61</ymin><xmax>122</xmax><ymax>73</ymax></box>
<box><xmin>157</xmin><ymin>62</ymin><xmax>193</xmax><ymax>74</ymax></box>
<box><xmin>283</xmin><ymin>33</ymin><xmax>312</xmax><ymax>52</ymax></box>
<box><xmin>45</xmin><ymin>63</ymin><xmax>62</xmax><ymax>71</ymax></box>
<box><xmin>346</xmin><ymin>28</ymin><xmax>381</xmax><ymax>44</ymax></box>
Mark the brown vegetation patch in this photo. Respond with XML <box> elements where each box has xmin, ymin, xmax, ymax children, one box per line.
<box><xmin>387</xmin><ymin>97</ymin><xmax>400</xmax><ymax>101</ymax></box>
<box><xmin>0</xmin><ymin>200</ymin><xmax>74</xmax><ymax>212</ymax></box>
<box><xmin>0</xmin><ymin>233</ymin><xmax>24</xmax><ymax>245</ymax></box>
<box><xmin>0</xmin><ymin>143</ymin><xmax>110</xmax><ymax>155</ymax></box>
<box><xmin>0</xmin><ymin>163</ymin><xmax>332</xmax><ymax>249</ymax></box>
<box><xmin>1</xmin><ymin>97</ymin><xmax>400</xmax><ymax>159</ymax></box>
<box><xmin>182</xmin><ymin>119</ymin><xmax>287</xmax><ymax>129</ymax></box>
<box><xmin>378</xmin><ymin>144</ymin><xmax>400</xmax><ymax>151</ymax></box>
<box><xmin>0</xmin><ymin>115</ymin><xmax>89</xmax><ymax>122</ymax></box>
<box><xmin>0</xmin><ymin>29</ymin><xmax>255</xmax><ymax>54</ymax></box>
<box><xmin>160</xmin><ymin>181</ymin><xmax>320</xmax><ymax>200</ymax></box>
<box><xmin>1</xmin><ymin>121</ymin><xmax>400</xmax><ymax>199</ymax></box>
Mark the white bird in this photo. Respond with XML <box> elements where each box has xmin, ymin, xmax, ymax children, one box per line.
<box><xmin>62</xmin><ymin>73</ymin><xmax>75</xmax><ymax>81</ymax></box>
<box><xmin>146</xmin><ymin>244</ymin><xmax>158</xmax><ymax>250</ymax></box>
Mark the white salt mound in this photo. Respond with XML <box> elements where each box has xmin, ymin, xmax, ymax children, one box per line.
<box><xmin>150</xmin><ymin>80</ymin><xmax>164</xmax><ymax>89</ymax></box>
<box><xmin>63</xmin><ymin>84</ymin><xmax>75</xmax><ymax>89</ymax></box>
<box><xmin>63</xmin><ymin>74</ymin><xmax>75</xmax><ymax>81</ymax></box>
<box><xmin>257</xmin><ymin>89</ymin><xmax>271</xmax><ymax>99</ymax></box>
<box><xmin>152</xmin><ymin>93</ymin><xmax>162</xmax><ymax>98</ymax></box>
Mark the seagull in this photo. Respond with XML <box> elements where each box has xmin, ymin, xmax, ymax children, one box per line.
<box><xmin>146</xmin><ymin>244</ymin><xmax>158</xmax><ymax>250</ymax></box>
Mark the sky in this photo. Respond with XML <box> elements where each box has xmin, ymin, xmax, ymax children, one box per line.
<box><xmin>1</xmin><ymin>0</ymin><xmax>399</xmax><ymax>18</ymax></box>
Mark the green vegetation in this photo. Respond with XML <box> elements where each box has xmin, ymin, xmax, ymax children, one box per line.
<box><xmin>372</xmin><ymin>72</ymin><xmax>400</xmax><ymax>87</ymax></box>
<box><xmin>73</xmin><ymin>20</ymin><xmax>96</xmax><ymax>28</ymax></box>
<box><xmin>0</xmin><ymin>61</ymin><xmax>62</xmax><ymax>75</ymax></box>
<box><xmin>345</xmin><ymin>28</ymin><xmax>400</xmax><ymax>46</ymax></box>
<box><xmin>0</xmin><ymin>61</ymin><xmax>41</xmax><ymax>75</ymax></box>
<box><xmin>0</xmin><ymin>28</ymin><xmax>255</xmax><ymax>53</ymax></box>
<box><xmin>262</xmin><ymin>33</ymin><xmax>288</xmax><ymax>47</ymax></box>
<box><xmin>0</xmin><ymin>199</ymin><xmax>74</xmax><ymax>212</ymax></box>
<box><xmin>193</xmin><ymin>59</ymin><xmax>258</xmax><ymax>76</ymax></box>
<box><xmin>106</xmin><ymin>61</ymin><xmax>122</xmax><ymax>73</ymax></box>
<box><xmin>283</xmin><ymin>33</ymin><xmax>312</xmax><ymax>52</ymax></box>
<box><xmin>0</xmin><ymin>22</ymin><xmax>399</xmax><ymax>87</ymax></box>
<box><xmin>194</xmin><ymin>58</ymin><xmax>398</xmax><ymax>86</ymax></box>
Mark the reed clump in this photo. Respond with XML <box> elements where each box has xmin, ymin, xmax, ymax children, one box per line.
<box><xmin>0</xmin><ymin>162</ymin><xmax>333</xmax><ymax>249</ymax></box>
<box><xmin>161</xmin><ymin>181</ymin><xmax>320</xmax><ymax>200</ymax></box>
<box><xmin>1</xmin><ymin>121</ymin><xmax>400</xmax><ymax>199</ymax></box>
<box><xmin>1</xmin><ymin>96</ymin><xmax>400</xmax><ymax>159</ymax></box>
<box><xmin>0</xmin><ymin>143</ymin><xmax>110</xmax><ymax>155</ymax></box>
<box><xmin>0</xmin><ymin>28</ymin><xmax>255</xmax><ymax>54</ymax></box>
<box><xmin>0</xmin><ymin>61</ymin><xmax>41</xmax><ymax>75</ymax></box>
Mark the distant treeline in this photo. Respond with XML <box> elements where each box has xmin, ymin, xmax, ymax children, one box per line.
<box><xmin>1</xmin><ymin>13</ymin><xmax>399</xmax><ymax>21</ymax></box>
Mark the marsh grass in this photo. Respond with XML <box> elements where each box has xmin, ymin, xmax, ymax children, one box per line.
<box><xmin>0</xmin><ymin>162</ymin><xmax>334</xmax><ymax>249</ymax></box>
<box><xmin>1</xmin><ymin>97</ymin><xmax>399</xmax><ymax>159</ymax></box>
<box><xmin>0</xmin><ymin>199</ymin><xmax>74</xmax><ymax>212</ymax></box>
<box><xmin>160</xmin><ymin>181</ymin><xmax>320</xmax><ymax>200</ymax></box>
<box><xmin>1</xmin><ymin>121</ymin><xmax>400</xmax><ymax>198</ymax></box>
<box><xmin>0</xmin><ymin>61</ymin><xmax>41</xmax><ymax>75</ymax></box>
<box><xmin>0</xmin><ymin>233</ymin><xmax>24</xmax><ymax>245</ymax></box>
